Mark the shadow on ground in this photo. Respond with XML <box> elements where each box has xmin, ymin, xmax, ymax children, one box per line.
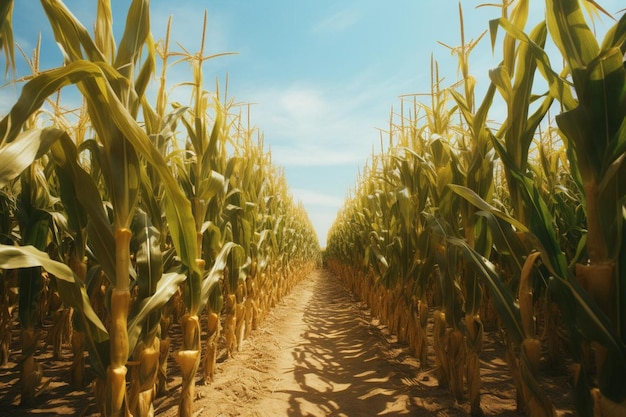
<box><xmin>278</xmin><ymin>271</ymin><xmax>456</xmax><ymax>416</ymax></box>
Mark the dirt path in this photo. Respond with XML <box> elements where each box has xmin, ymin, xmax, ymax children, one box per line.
<box><xmin>157</xmin><ymin>269</ymin><xmax>524</xmax><ymax>417</ymax></box>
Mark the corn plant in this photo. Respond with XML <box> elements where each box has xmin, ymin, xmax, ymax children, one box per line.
<box><xmin>545</xmin><ymin>1</ymin><xmax>626</xmax><ymax>413</ymax></box>
<box><xmin>441</xmin><ymin>5</ymin><xmax>496</xmax><ymax>411</ymax></box>
<box><xmin>328</xmin><ymin>3</ymin><xmax>625</xmax><ymax>417</ymax></box>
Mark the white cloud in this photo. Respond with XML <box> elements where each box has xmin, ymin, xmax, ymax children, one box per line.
<box><xmin>307</xmin><ymin>208</ymin><xmax>338</xmax><ymax>248</ymax></box>
<box><xmin>279</xmin><ymin>88</ymin><xmax>325</xmax><ymax>121</ymax></box>
<box><xmin>290</xmin><ymin>188</ymin><xmax>345</xmax><ymax>208</ymax></box>
<box><xmin>244</xmin><ymin>72</ymin><xmax>417</xmax><ymax>168</ymax></box>
<box><xmin>269</xmin><ymin>145</ymin><xmax>362</xmax><ymax>167</ymax></box>
<box><xmin>313</xmin><ymin>8</ymin><xmax>360</xmax><ymax>34</ymax></box>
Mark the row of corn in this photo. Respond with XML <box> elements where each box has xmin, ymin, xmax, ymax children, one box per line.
<box><xmin>0</xmin><ymin>1</ymin><xmax>320</xmax><ymax>416</ymax></box>
<box><xmin>325</xmin><ymin>1</ymin><xmax>625</xmax><ymax>416</ymax></box>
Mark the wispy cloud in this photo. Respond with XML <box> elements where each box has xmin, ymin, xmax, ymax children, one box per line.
<box><xmin>244</xmin><ymin>70</ymin><xmax>418</xmax><ymax>169</ymax></box>
<box><xmin>289</xmin><ymin>188</ymin><xmax>344</xmax><ymax>246</ymax></box>
<box><xmin>313</xmin><ymin>8</ymin><xmax>360</xmax><ymax>34</ymax></box>
<box><xmin>291</xmin><ymin>188</ymin><xmax>346</xmax><ymax>208</ymax></box>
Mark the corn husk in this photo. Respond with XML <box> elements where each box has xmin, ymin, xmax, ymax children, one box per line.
<box><xmin>175</xmin><ymin>350</ymin><xmax>200</xmax><ymax>417</ymax></box>
<box><xmin>592</xmin><ymin>388</ymin><xmax>626</xmax><ymax>417</ymax></box>
<box><xmin>202</xmin><ymin>311</ymin><xmax>220</xmax><ymax>383</ymax></box>
<box><xmin>448</xmin><ymin>328</ymin><xmax>466</xmax><ymax>403</ymax></box>
<box><xmin>129</xmin><ymin>338</ymin><xmax>160</xmax><ymax>417</ymax></box>
<box><xmin>433</xmin><ymin>310</ymin><xmax>450</xmax><ymax>388</ymax></box>
<box><xmin>70</xmin><ymin>329</ymin><xmax>86</xmax><ymax>388</ymax></box>
<box><xmin>20</xmin><ymin>328</ymin><xmax>42</xmax><ymax>405</ymax></box>
<box><xmin>235</xmin><ymin>301</ymin><xmax>246</xmax><ymax>351</ymax></box>
<box><xmin>465</xmin><ymin>314</ymin><xmax>483</xmax><ymax>417</ymax></box>
<box><xmin>106</xmin><ymin>365</ymin><xmax>130</xmax><ymax>417</ymax></box>
<box><xmin>520</xmin><ymin>338</ymin><xmax>556</xmax><ymax>417</ymax></box>
<box><xmin>177</xmin><ymin>314</ymin><xmax>201</xmax><ymax>417</ymax></box>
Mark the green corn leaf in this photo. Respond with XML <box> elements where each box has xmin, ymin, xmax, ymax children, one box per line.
<box><xmin>0</xmin><ymin>58</ymin><xmax>200</xmax><ymax>285</ymax></box>
<box><xmin>95</xmin><ymin>0</ymin><xmax>115</xmax><ymax>62</ymax></box>
<box><xmin>127</xmin><ymin>271</ymin><xmax>186</xmax><ymax>355</ymax></box>
<box><xmin>198</xmin><ymin>170</ymin><xmax>225</xmax><ymax>205</ymax></box>
<box><xmin>0</xmin><ymin>128</ymin><xmax>62</xmax><ymax>186</ymax></box>
<box><xmin>138</xmin><ymin>165</ymin><xmax>164</xmax><ymax>234</ymax></box>
<box><xmin>0</xmin><ymin>243</ymin><xmax>108</xmax><ymax>341</ymax></box>
<box><xmin>50</xmin><ymin>131</ymin><xmax>116</xmax><ymax>284</ymax></box>
<box><xmin>114</xmin><ymin>0</ymin><xmax>150</xmax><ymax>73</ymax></box>
<box><xmin>448</xmin><ymin>184</ymin><xmax>527</xmax><ymax>232</ymax></box>
<box><xmin>40</xmin><ymin>0</ymin><xmax>104</xmax><ymax>63</ymax></box>
<box><xmin>545</xmin><ymin>0</ymin><xmax>600</xmax><ymax>74</ymax></box>
<box><xmin>473</xmin><ymin>82</ymin><xmax>497</xmax><ymax>139</ymax></box>
<box><xmin>131</xmin><ymin>210</ymin><xmax>163</xmax><ymax>344</ymax></box>
<box><xmin>476</xmin><ymin>210</ymin><xmax>526</xmax><ymax>279</ymax></box>
<box><xmin>447</xmin><ymin>237</ymin><xmax>524</xmax><ymax>346</ymax></box>
<box><xmin>18</xmin><ymin>264</ymin><xmax>43</xmax><ymax>329</ymax></box>
<box><xmin>510</xmin><ymin>169</ymin><xmax>570</xmax><ymax>279</ymax></box>
<box><xmin>133</xmin><ymin>37</ymin><xmax>155</xmax><ymax>115</ymax></box>
<box><xmin>200</xmin><ymin>242</ymin><xmax>242</xmax><ymax>314</ymax></box>
<box><xmin>108</xmin><ymin>130</ymin><xmax>140</xmax><ymax>229</ymax></box>
<box><xmin>600</xmin><ymin>12</ymin><xmax>626</xmax><ymax>52</ymax></box>
<box><xmin>490</xmin><ymin>16</ymin><xmax>577</xmax><ymax>110</ymax></box>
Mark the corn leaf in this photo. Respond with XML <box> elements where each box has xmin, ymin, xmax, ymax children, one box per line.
<box><xmin>0</xmin><ymin>0</ymin><xmax>14</xmax><ymax>76</ymax></box>
<box><xmin>477</xmin><ymin>210</ymin><xmax>527</xmax><ymax>281</ymax></box>
<box><xmin>600</xmin><ymin>12</ymin><xmax>626</xmax><ymax>52</ymax></box>
<box><xmin>50</xmin><ymin>131</ymin><xmax>116</xmax><ymax>284</ymax></box>
<box><xmin>131</xmin><ymin>210</ymin><xmax>163</xmax><ymax>344</ymax></box>
<box><xmin>95</xmin><ymin>0</ymin><xmax>115</xmax><ymax>61</ymax></box>
<box><xmin>447</xmin><ymin>237</ymin><xmax>524</xmax><ymax>346</ymax></box>
<box><xmin>114</xmin><ymin>0</ymin><xmax>150</xmax><ymax>73</ymax></box>
<box><xmin>490</xmin><ymin>16</ymin><xmax>577</xmax><ymax>110</ymax></box>
<box><xmin>0</xmin><ymin>128</ymin><xmax>61</xmax><ymax>187</ymax></box>
<box><xmin>0</xmin><ymin>243</ymin><xmax>108</xmax><ymax>341</ymax></box>
<box><xmin>200</xmin><ymin>242</ymin><xmax>242</xmax><ymax>314</ymax></box>
<box><xmin>545</xmin><ymin>0</ymin><xmax>600</xmax><ymax>74</ymax></box>
<box><xmin>448</xmin><ymin>184</ymin><xmax>527</xmax><ymax>232</ymax></box>
<box><xmin>40</xmin><ymin>0</ymin><xmax>104</xmax><ymax>63</ymax></box>
<box><xmin>127</xmin><ymin>271</ymin><xmax>186</xmax><ymax>355</ymax></box>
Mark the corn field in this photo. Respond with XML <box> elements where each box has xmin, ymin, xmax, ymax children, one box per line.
<box><xmin>1</xmin><ymin>0</ymin><xmax>626</xmax><ymax>417</ymax></box>
<box><xmin>325</xmin><ymin>1</ymin><xmax>626</xmax><ymax>417</ymax></box>
<box><xmin>0</xmin><ymin>1</ymin><xmax>319</xmax><ymax>416</ymax></box>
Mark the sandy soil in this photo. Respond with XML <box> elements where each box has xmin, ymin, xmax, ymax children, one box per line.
<box><xmin>0</xmin><ymin>269</ymin><xmax>575</xmax><ymax>417</ymax></box>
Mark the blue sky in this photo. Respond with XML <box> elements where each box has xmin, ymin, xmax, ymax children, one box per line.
<box><xmin>4</xmin><ymin>1</ymin><xmax>623</xmax><ymax>246</ymax></box>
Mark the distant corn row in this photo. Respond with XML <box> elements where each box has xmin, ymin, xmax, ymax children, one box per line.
<box><xmin>0</xmin><ymin>1</ymin><xmax>320</xmax><ymax>417</ymax></box>
<box><xmin>325</xmin><ymin>1</ymin><xmax>626</xmax><ymax>416</ymax></box>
